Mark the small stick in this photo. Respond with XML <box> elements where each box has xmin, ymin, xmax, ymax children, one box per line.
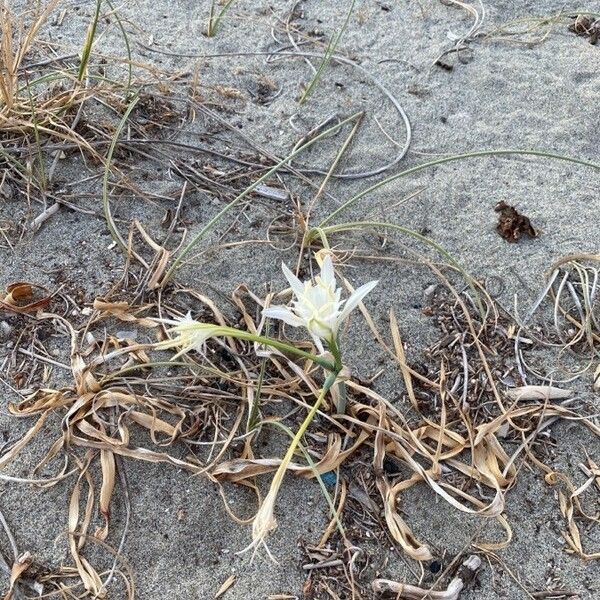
<box><xmin>302</xmin><ymin>558</ymin><xmax>344</xmax><ymax>570</ymax></box>
<box><xmin>0</xmin><ymin>506</ymin><xmax>18</xmax><ymax>560</ymax></box>
<box><xmin>30</xmin><ymin>202</ymin><xmax>60</xmax><ymax>230</ymax></box>
<box><xmin>17</xmin><ymin>348</ymin><xmax>70</xmax><ymax>370</ymax></box>
<box><xmin>531</xmin><ymin>591</ymin><xmax>580</xmax><ymax>599</ymax></box>
<box><xmin>372</xmin><ymin>555</ymin><xmax>481</xmax><ymax>599</ymax></box>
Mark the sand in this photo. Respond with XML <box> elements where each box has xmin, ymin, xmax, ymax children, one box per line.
<box><xmin>1</xmin><ymin>0</ymin><xmax>599</xmax><ymax>598</ymax></box>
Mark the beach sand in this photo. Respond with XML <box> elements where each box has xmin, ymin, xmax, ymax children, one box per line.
<box><xmin>1</xmin><ymin>1</ymin><xmax>599</xmax><ymax>598</ymax></box>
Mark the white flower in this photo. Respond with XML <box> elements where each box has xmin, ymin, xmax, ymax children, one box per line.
<box><xmin>155</xmin><ymin>313</ymin><xmax>222</xmax><ymax>358</ymax></box>
<box><xmin>263</xmin><ymin>254</ymin><xmax>377</xmax><ymax>350</ymax></box>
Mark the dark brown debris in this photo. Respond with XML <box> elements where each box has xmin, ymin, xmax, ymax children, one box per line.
<box><xmin>434</xmin><ymin>58</ymin><xmax>454</xmax><ymax>71</ymax></box>
<box><xmin>494</xmin><ymin>201</ymin><xmax>537</xmax><ymax>243</ymax></box>
<box><xmin>568</xmin><ymin>15</ymin><xmax>600</xmax><ymax>45</ymax></box>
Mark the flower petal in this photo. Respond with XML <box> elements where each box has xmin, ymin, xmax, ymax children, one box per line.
<box><xmin>319</xmin><ymin>254</ymin><xmax>336</xmax><ymax>288</ymax></box>
<box><xmin>263</xmin><ymin>305</ymin><xmax>304</xmax><ymax>327</ymax></box>
<box><xmin>311</xmin><ymin>334</ymin><xmax>325</xmax><ymax>354</ymax></box>
<box><xmin>281</xmin><ymin>263</ymin><xmax>305</xmax><ymax>298</ymax></box>
<box><xmin>152</xmin><ymin>311</ymin><xmax>195</xmax><ymax>327</ymax></box>
<box><xmin>337</xmin><ymin>280</ymin><xmax>378</xmax><ymax>323</ymax></box>
<box><xmin>157</xmin><ymin>319</ymin><xmax>221</xmax><ymax>358</ymax></box>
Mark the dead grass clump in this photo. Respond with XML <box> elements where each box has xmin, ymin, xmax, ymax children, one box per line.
<box><xmin>515</xmin><ymin>253</ymin><xmax>600</xmax><ymax>383</ymax></box>
<box><xmin>0</xmin><ymin>0</ymin><xmax>176</xmax><ymax>244</ymax></box>
<box><xmin>0</xmin><ymin>1</ymin><xmax>59</xmax><ymax>113</ymax></box>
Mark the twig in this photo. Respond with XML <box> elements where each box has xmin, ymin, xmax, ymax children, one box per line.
<box><xmin>372</xmin><ymin>555</ymin><xmax>481</xmax><ymax>599</ymax></box>
<box><xmin>30</xmin><ymin>201</ymin><xmax>59</xmax><ymax>230</ymax></box>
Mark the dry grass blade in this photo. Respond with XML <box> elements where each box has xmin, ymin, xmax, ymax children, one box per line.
<box><xmin>5</xmin><ymin>551</ymin><xmax>33</xmax><ymax>600</ymax></box>
<box><xmin>547</xmin><ymin>468</ymin><xmax>600</xmax><ymax>560</ymax></box>
<box><xmin>214</xmin><ymin>574</ymin><xmax>236</xmax><ymax>598</ymax></box>
<box><xmin>0</xmin><ymin>0</ymin><xmax>60</xmax><ymax>110</ymax></box>
<box><xmin>98</xmin><ymin>450</ymin><xmax>116</xmax><ymax>540</ymax></box>
<box><xmin>213</xmin><ymin>431</ymin><xmax>366</xmax><ymax>482</ymax></box>
<box><xmin>161</xmin><ymin>113</ymin><xmax>361</xmax><ymax>284</ymax></box>
<box><xmin>68</xmin><ymin>459</ymin><xmax>106</xmax><ymax>597</ymax></box>
<box><xmin>390</xmin><ymin>308</ymin><xmax>419</xmax><ymax>410</ymax></box>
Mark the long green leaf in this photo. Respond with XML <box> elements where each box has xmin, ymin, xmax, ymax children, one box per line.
<box><xmin>319</xmin><ymin>149</ymin><xmax>600</xmax><ymax>227</ymax></box>
<box><xmin>103</xmin><ymin>95</ymin><xmax>139</xmax><ymax>253</ymax></box>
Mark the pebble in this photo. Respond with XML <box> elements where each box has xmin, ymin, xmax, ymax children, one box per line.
<box><xmin>0</xmin><ymin>321</ymin><xmax>12</xmax><ymax>340</ymax></box>
<box><xmin>117</xmin><ymin>330</ymin><xmax>137</xmax><ymax>340</ymax></box>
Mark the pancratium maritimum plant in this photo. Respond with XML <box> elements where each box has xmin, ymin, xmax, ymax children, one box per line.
<box><xmin>263</xmin><ymin>253</ymin><xmax>378</xmax><ymax>354</ymax></box>
<box><xmin>249</xmin><ymin>252</ymin><xmax>377</xmax><ymax>555</ymax></box>
<box><xmin>153</xmin><ymin>253</ymin><xmax>377</xmax><ymax>558</ymax></box>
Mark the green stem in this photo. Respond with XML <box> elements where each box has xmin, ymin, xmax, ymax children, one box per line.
<box><xmin>299</xmin><ymin>0</ymin><xmax>356</xmax><ymax>104</ymax></box>
<box><xmin>207</xmin><ymin>0</ymin><xmax>237</xmax><ymax>37</ymax></box>
<box><xmin>247</xmin><ymin>350</ymin><xmax>267</xmax><ymax>432</ymax></box>
<box><xmin>78</xmin><ymin>0</ymin><xmax>102</xmax><ymax>82</ymax></box>
<box><xmin>316</xmin><ymin>220</ymin><xmax>471</xmax><ymax>282</ymax></box>
<box><xmin>103</xmin><ymin>95</ymin><xmax>139</xmax><ymax>254</ymax></box>
<box><xmin>327</xmin><ymin>337</ymin><xmax>343</xmax><ymax>368</ymax></box>
<box><xmin>219</xmin><ymin>329</ymin><xmax>336</xmax><ymax>371</ymax></box>
<box><xmin>271</xmin><ymin>369</ymin><xmax>339</xmax><ymax>488</ymax></box>
<box><xmin>314</xmin><ymin>221</ymin><xmax>484</xmax><ymax>318</ymax></box>
<box><xmin>326</xmin><ymin>337</ymin><xmax>346</xmax><ymax>412</ymax></box>
<box><xmin>25</xmin><ymin>78</ymin><xmax>46</xmax><ymax>190</ymax></box>
<box><xmin>265</xmin><ymin>420</ymin><xmax>346</xmax><ymax>538</ymax></box>
<box><xmin>105</xmin><ymin>0</ymin><xmax>133</xmax><ymax>95</ymax></box>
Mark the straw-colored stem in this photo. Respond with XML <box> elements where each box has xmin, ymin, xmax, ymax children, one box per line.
<box><xmin>248</xmin><ymin>369</ymin><xmax>339</xmax><ymax>554</ymax></box>
<box><xmin>277</xmin><ymin>370</ymin><xmax>338</xmax><ymax>471</ymax></box>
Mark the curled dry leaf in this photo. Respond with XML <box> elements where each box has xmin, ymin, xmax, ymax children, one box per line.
<box><xmin>92</xmin><ymin>299</ymin><xmax>158</xmax><ymax>328</ymax></box>
<box><xmin>549</xmin><ymin>465</ymin><xmax>600</xmax><ymax>560</ymax></box>
<box><xmin>132</xmin><ymin>219</ymin><xmax>172</xmax><ymax>290</ymax></box>
<box><xmin>0</xmin><ymin>282</ymin><xmax>51</xmax><ymax>314</ymax></box>
<box><xmin>213</xmin><ymin>432</ymin><xmax>367</xmax><ymax>482</ymax></box>
<box><xmin>96</xmin><ymin>449</ymin><xmax>116</xmax><ymax>540</ymax></box>
<box><xmin>5</xmin><ymin>551</ymin><xmax>33</xmax><ymax>600</ymax></box>
<box><xmin>374</xmin><ymin>414</ymin><xmax>432</xmax><ymax>561</ymax></box>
